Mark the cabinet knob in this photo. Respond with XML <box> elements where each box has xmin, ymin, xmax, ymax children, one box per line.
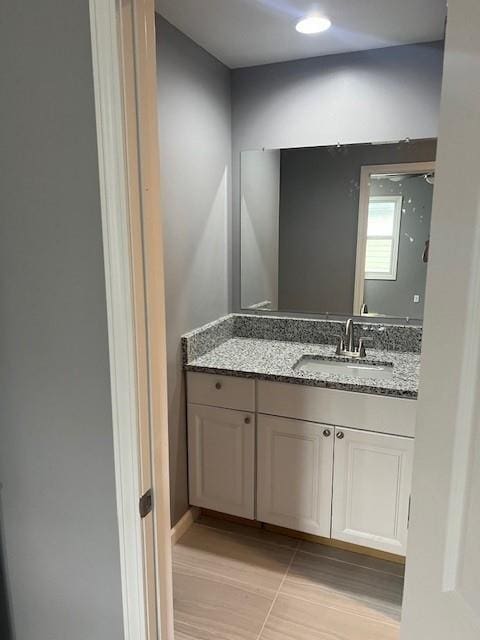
<box><xmin>244</xmin><ymin>417</ymin><xmax>251</xmax><ymax>424</ymax></box>
<box><xmin>323</xmin><ymin>429</ymin><xmax>331</xmax><ymax>437</ymax></box>
<box><xmin>215</xmin><ymin>382</ymin><xmax>222</xmax><ymax>390</ymax></box>
<box><xmin>336</xmin><ymin>431</ymin><xmax>345</xmax><ymax>440</ymax></box>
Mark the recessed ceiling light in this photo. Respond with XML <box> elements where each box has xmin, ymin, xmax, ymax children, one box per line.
<box><xmin>295</xmin><ymin>16</ymin><xmax>332</xmax><ymax>35</ymax></box>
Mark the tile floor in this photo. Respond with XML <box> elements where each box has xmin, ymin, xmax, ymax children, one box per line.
<box><xmin>173</xmin><ymin>515</ymin><xmax>404</xmax><ymax>640</ymax></box>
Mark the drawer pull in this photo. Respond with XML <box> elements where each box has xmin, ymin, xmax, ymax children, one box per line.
<box><xmin>215</xmin><ymin>382</ymin><xmax>222</xmax><ymax>390</ymax></box>
<box><xmin>323</xmin><ymin>429</ymin><xmax>331</xmax><ymax>437</ymax></box>
<box><xmin>336</xmin><ymin>431</ymin><xmax>345</xmax><ymax>440</ymax></box>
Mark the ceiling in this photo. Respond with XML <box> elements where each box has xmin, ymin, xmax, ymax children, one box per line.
<box><xmin>154</xmin><ymin>0</ymin><xmax>447</xmax><ymax>69</ymax></box>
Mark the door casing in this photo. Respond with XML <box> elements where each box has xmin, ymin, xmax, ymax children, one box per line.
<box><xmin>89</xmin><ymin>1</ymin><xmax>174</xmax><ymax>638</ymax></box>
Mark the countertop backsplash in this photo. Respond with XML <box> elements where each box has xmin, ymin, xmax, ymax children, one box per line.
<box><xmin>182</xmin><ymin>313</ymin><xmax>422</xmax><ymax>364</ymax></box>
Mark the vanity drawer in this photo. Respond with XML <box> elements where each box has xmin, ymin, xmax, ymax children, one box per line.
<box><xmin>187</xmin><ymin>372</ymin><xmax>255</xmax><ymax>411</ymax></box>
<box><xmin>257</xmin><ymin>381</ymin><xmax>416</xmax><ymax>437</ymax></box>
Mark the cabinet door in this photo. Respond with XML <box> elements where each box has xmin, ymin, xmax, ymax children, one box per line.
<box><xmin>187</xmin><ymin>404</ymin><xmax>255</xmax><ymax>518</ymax></box>
<box><xmin>332</xmin><ymin>427</ymin><xmax>414</xmax><ymax>555</ymax></box>
<box><xmin>257</xmin><ymin>414</ymin><xmax>334</xmax><ymax>536</ymax></box>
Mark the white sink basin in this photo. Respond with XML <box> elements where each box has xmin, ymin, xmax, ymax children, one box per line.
<box><xmin>294</xmin><ymin>356</ymin><xmax>394</xmax><ymax>380</ymax></box>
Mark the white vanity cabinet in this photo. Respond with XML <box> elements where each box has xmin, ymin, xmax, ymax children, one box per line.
<box><xmin>256</xmin><ymin>414</ymin><xmax>334</xmax><ymax>537</ymax></box>
<box><xmin>187</xmin><ymin>403</ymin><xmax>255</xmax><ymax>519</ymax></box>
<box><xmin>331</xmin><ymin>427</ymin><xmax>414</xmax><ymax>555</ymax></box>
<box><xmin>186</xmin><ymin>372</ymin><xmax>416</xmax><ymax>556</ymax></box>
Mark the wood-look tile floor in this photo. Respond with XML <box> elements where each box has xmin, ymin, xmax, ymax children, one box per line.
<box><xmin>173</xmin><ymin>516</ymin><xmax>404</xmax><ymax>640</ymax></box>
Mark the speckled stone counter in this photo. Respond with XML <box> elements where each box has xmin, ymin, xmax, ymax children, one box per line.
<box><xmin>182</xmin><ymin>315</ymin><xmax>421</xmax><ymax>399</ymax></box>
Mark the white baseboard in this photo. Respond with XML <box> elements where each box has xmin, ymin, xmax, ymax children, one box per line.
<box><xmin>170</xmin><ymin>507</ymin><xmax>200</xmax><ymax>545</ymax></box>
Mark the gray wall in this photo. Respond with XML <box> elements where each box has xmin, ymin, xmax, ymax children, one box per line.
<box><xmin>0</xmin><ymin>2</ymin><xmax>123</xmax><ymax>639</ymax></box>
<box><xmin>365</xmin><ymin>176</ymin><xmax>433</xmax><ymax>318</ymax></box>
<box><xmin>155</xmin><ymin>16</ymin><xmax>232</xmax><ymax>524</ymax></box>
<box><xmin>277</xmin><ymin>141</ymin><xmax>436</xmax><ymax>314</ymax></box>
<box><xmin>241</xmin><ymin>150</ymin><xmax>280</xmax><ymax>309</ymax></box>
<box><xmin>232</xmin><ymin>41</ymin><xmax>444</xmax><ymax>310</ymax></box>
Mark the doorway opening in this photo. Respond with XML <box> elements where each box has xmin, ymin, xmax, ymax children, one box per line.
<box><xmin>150</xmin><ymin>2</ymin><xmax>445</xmax><ymax>639</ymax></box>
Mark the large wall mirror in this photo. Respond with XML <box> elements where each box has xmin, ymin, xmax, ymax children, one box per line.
<box><xmin>240</xmin><ymin>138</ymin><xmax>436</xmax><ymax>321</ymax></box>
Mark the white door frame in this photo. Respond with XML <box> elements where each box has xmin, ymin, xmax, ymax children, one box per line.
<box><xmin>353</xmin><ymin>161</ymin><xmax>435</xmax><ymax>315</ymax></box>
<box><xmin>89</xmin><ymin>1</ymin><xmax>174</xmax><ymax>639</ymax></box>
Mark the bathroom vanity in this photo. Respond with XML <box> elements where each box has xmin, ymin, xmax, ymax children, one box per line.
<box><xmin>183</xmin><ymin>315</ymin><xmax>420</xmax><ymax>557</ymax></box>
<box><xmin>180</xmin><ymin>138</ymin><xmax>432</xmax><ymax>559</ymax></box>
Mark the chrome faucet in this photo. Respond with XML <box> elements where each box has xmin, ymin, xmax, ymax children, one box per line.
<box><xmin>336</xmin><ymin>318</ymin><xmax>369</xmax><ymax>359</ymax></box>
<box><xmin>345</xmin><ymin>318</ymin><xmax>355</xmax><ymax>353</ymax></box>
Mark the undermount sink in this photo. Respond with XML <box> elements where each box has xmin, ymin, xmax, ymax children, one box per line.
<box><xmin>294</xmin><ymin>356</ymin><xmax>394</xmax><ymax>380</ymax></box>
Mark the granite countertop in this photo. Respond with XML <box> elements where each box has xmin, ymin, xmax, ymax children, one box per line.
<box><xmin>185</xmin><ymin>337</ymin><xmax>420</xmax><ymax>399</ymax></box>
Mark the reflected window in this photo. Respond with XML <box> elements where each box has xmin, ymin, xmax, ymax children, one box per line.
<box><xmin>365</xmin><ymin>196</ymin><xmax>402</xmax><ymax>280</ymax></box>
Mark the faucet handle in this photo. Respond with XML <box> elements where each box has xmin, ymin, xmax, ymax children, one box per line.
<box><xmin>358</xmin><ymin>336</ymin><xmax>373</xmax><ymax>358</ymax></box>
<box><xmin>335</xmin><ymin>334</ymin><xmax>345</xmax><ymax>355</ymax></box>
<box><xmin>358</xmin><ymin>339</ymin><xmax>366</xmax><ymax>358</ymax></box>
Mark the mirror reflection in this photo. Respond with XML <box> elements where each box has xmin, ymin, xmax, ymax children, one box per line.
<box><xmin>240</xmin><ymin>139</ymin><xmax>436</xmax><ymax>320</ymax></box>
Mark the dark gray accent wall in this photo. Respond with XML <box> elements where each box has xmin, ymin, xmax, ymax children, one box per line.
<box><xmin>232</xmin><ymin>41</ymin><xmax>444</xmax><ymax>311</ymax></box>
<box><xmin>277</xmin><ymin>140</ymin><xmax>436</xmax><ymax>315</ymax></box>
<box><xmin>364</xmin><ymin>176</ymin><xmax>433</xmax><ymax>318</ymax></box>
<box><xmin>155</xmin><ymin>15</ymin><xmax>232</xmax><ymax>525</ymax></box>
<box><xmin>0</xmin><ymin>2</ymin><xmax>123</xmax><ymax>639</ymax></box>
